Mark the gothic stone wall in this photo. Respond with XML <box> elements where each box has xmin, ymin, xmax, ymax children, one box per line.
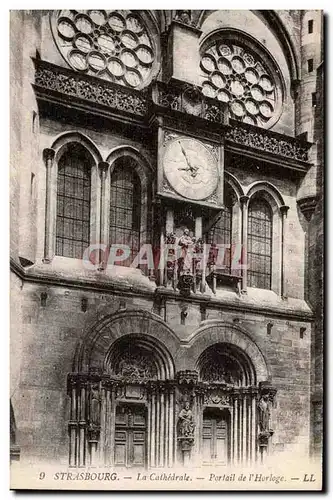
<box><xmin>37</xmin><ymin>117</ymin><xmax>307</xmax><ymax>301</ymax></box>
<box><xmin>11</xmin><ymin>278</ymin><xmax>312</xmax><ymax>465</ymax></box>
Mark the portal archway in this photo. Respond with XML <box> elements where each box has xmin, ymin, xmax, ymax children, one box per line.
<box><xmin>180</xmin><ymin>323</ymin><xmax>274</xmax><ymax>467</ymax></box>
<box><xmin>68</xmin><ymin>311</ymin><xmax>178</xmax><ymax>469</ymax></box>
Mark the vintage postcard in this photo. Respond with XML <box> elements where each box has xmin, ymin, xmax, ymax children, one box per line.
<box><xmin>10</xmin><ymin>9</ymin><xmax>324</xmax><ymax>491</ymax></box>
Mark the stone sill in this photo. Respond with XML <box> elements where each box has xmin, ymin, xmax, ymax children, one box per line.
<box><xmin>19</xmin><ymin>257</ymin><xmax>156</xmax><ymax>294</ymax></box>
<box><xmin>212</xmin><ymin>287</ymin><xmax>313</xmax><ymax>319</ymax></box>
<box><xmin>11</xmin><ymin>257</ymin><xmax>313</xmax><ymax>320</ymax></box>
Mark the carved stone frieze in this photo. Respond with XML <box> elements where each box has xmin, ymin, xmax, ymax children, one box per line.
<box><xmin>116</xmin><ymin>384</ymin><xmax>145</xmax><ymax>400</ymax></box>
<box><xmin>163</xmin><ymin>130</ymin><xmax>180</xmax><ymax>144</ymax></box>
<box><xmin>204</xmin><ymin>391</ymin><xmax>231</xmax><ymax>406</ymax></box>
<box><xmin>203</xmin><ymin>102</ymin><xmax>226</xmax><ymax>123</ymax></box>
<box><xmin>177</xmin><ymin>370</ymin><xmax>199</xmax><ymax>386</ymax></box>
<box><xmin>204</xmin><ymin>142</ymin><xmax>219</xmax><ymax>161</ymax></box>
<box><xmin>225</xmin><ymin>124</ymin><xmax>310</xmax><ymax>162</ymax></box>
<box><xmin>162</xmin><ymin>178</ymin><xmax>174</xmax><ymax>194</ymax></box>
<box><xmin>153</xmin><ymin>81</ymin><xmax>227</xmax><ymax>124</ymax></box>
<box><xmin>34</xmin><ymin>61</ymin><xmax>148</xmax><ymax>117</ymax></box>
<box><xmin>157</xmin><ymin>87</ymin><xmax>182</xmax><ymax>111</ymax></box>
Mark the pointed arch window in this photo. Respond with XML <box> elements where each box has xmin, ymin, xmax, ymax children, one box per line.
<box><xmin>55</xmin><ymin>143</ymin><xmax>92</xmax><ymax>259</ymax></box>
<box><xmin>109</xmin><ymin>159</ymin><xmax>141</xmax><ymax>266</ymax></box>
<box><xmin>247</xmin><ymin>198</ymin><xmax>272</xmax><ymax>289</ymax></box>
<box><xmin>207</xmin><ymin>186</ymin><xmax>234</xmax><ymax>274</ymax></box>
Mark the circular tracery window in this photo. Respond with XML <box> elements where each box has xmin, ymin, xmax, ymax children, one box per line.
<box><xmin>53</xmin><ymin>10</ymin><xmax>156</xmax><ymax>89</ymax></box>
<box><xmin>200</xmin><ymin>40</ymin><xmax>281</xmax><ymax>128</ymax></box>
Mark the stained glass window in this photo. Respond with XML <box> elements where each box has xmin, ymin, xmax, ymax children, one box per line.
<box><xmin>207</xmin><ymin>189</ymin><xmax>233</xmax><ymax>273</ymax></box>
<box><xmin>247</xmin><ymin>198</ymin><xmax>272</xmax><ymax>289</ymax></box>
<box><xmin>55</xmin><ymin>144</ymin><xmax>92</xmax><ymax>259</ymax></box>
<box><xmin>109</xmin><ymin>160</ymin><xmax>141</xmax><ymax>266</ymax></box>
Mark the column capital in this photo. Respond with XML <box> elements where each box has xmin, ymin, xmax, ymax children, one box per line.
<box><xmin>98</xmin><ymin>161</ymin><xmax>109</xmax><ymax>174</ymax></box>
<box><xmin>239</xmin><ymin>195</ymin><xmax>250</xmax><ymax>206</ymax></box>
<box><xmin>280</xmin><ymin>205</ymin><xmax>290</xmax><ymax>216</ymax></box>
<box><xmin>43</xmin><ymin>148</ymin><xmax>55</xmax><ymax>164</ymax></box>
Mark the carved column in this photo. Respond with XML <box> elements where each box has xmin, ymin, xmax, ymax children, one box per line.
<box><xmin>251</xmin><ymin>392</ymin><xmax>257</xmax><ymax>463</ymax></box>
<box><xmin>110</xmin><ymin>385</ymin><xmax>116</xmax><ymax>466</ymax></box>
<box><xmin>168</xmin><ymin>387</ymin><xmax>175</xmax><ymax>467</ymax></box>
<box><xmin>159</xmin><ymin>389</ymin><xmax>165</xmax><ymax>466</ymax></box>
<box><xmin>147</xmin><ymin>391</ymin><xmax>152</xmax><ymax>468</ymax></box>
<box><xmin>68</xmin><ymin>377</ymin><xmax>78</xmax><ymax>467</ymax></box>
<box><xmin>43</xmin><ymin>148</ymin><xmax>56</xmax><ymax>263</ymax></box>
<box><xmin>103</xmin><ymin>383</ymin><xmax>112</xmax><ymax>466</ymax></box>
<box><xmin>150</xmin><ymin>389</ymin><xmax>157</xmax><ymax>467</ymax></box>
<box><xmin>230</xmin><ymin>397</ymin><xmax>234</xmax><ymax>463</ymax></box>
<box><xmin>165</xmin><ymin>388</ymin><xmax>169</xmax><ymax>465</ymax></box>
<box><xmin>280</xmin><ymin>205</ymin><xmax>290</xmax><ymax>299</ymax></box>
<box><xmin>242</xmin><ymin>393</ymin><xmax>248</xmax><ymax>464</ymax></box>
<box><xmin>159</xmin><ymin>229</ymin><xmax>165</xmax><ymax>287</ymax></box>
<box><xmin>240</xmin><ymin>196</ymin><xmax>249</xmax><ymax>293</ymax></box>
<box><xmin>78</xmin><ymin>380</ymin><xmax>87</xmax><ymax>467</ymax></box>
<box><xmin>234</xmin><ymin>397</ymin><xmax>239</xmax><ymax>465</ymax></box>
<box><xmin>98</xmin><ymin>385</ymin><xmax>106</xmax><ymax>465</ymax></box>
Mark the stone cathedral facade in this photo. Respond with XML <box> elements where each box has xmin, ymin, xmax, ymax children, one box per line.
<box><xmin>10</xmin><ymin>10</ymin><xmax>323</xmax><ymax>470</ymax></box>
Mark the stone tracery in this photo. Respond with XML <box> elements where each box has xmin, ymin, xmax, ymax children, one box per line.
<box><xmin>53</xmin><ymin>10</ymin><xmax>156</xmax><ymax>88</ymax></box>
<box><xmin>200</xmin><ymin>40</ymin><xmax>279</xmax><ymax>127</ymax></box>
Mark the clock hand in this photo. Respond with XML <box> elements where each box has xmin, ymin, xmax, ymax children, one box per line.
<box><xmin>178</xmin><ymin>141</ymin><xmax>199</xmax><ymax>177</ymax></box>
<box><xmin>178</xmin><ymin>141</ymin><xmax>194</xmax><ymax>171</ymax></box>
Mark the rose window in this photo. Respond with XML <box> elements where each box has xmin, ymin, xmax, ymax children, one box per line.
<box><xmin>53</xmin><ymin>10</ymin><xmax>156</xmax><ymax>89</ymax></box>
<box><xmin>200</xmin><ymin>41</ymin><xmax>279</xmax><ymax>127</ymax></box>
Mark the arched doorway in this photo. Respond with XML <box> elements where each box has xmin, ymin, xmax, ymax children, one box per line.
<box><xmin>68</xmin><ymin>311</ymin><xmax>178</xmax><ymax>469</ymax></box>
<box><xmin>180</xmin><ymin>322</ymin><xmax>276</xmax><ymax>467</ymax></box>
<box><xmin>196</xmin><ymin>342</ymin><xmax>257</xmax><ymax>466</ymax></box>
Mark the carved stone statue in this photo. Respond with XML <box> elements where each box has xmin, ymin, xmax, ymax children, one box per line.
<box><xmin>177</xmin><ymin>402</ymin><xmax>195</xmax><ymax>438</ymax></box>
<box><xmin>178</xmin><ymin>228</ymin><xmax>195</xmax><ymax>274</ymax></box>
<box><xmin>258</xmin><ymin>394</ymin><xmax>271</xmax><ymax>432</ymax></box>
<box><xmin>175</xmin><ymin>10</ymin><xmax>192</xmax><ymax>25</ymax></box>
<box><xmin>90</xmin><ymin>385</ymin><xmax>101</xmax><ymax>427</ymax></box>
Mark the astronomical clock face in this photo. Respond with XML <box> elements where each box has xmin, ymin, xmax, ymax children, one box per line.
<box><xmin>162</xmin><ymin>137</ymin><xmax>219</xmax><ymax>201</ymax></box>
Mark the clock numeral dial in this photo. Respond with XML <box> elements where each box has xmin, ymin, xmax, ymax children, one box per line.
<box><xmin>163</xmin><ymin>137</ymin><xmax>219</xmax><ymax>201</ymax></box>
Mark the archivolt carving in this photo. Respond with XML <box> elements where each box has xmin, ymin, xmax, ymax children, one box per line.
<box><xmin>184</xmin><ymin>321</ymin><xmax>269</xmax><ymax>383</ymax></box>
<box><xmin>73</xmin><ymin>310</ymin><xmax>178</xmax><ymax>379</ymax></box>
